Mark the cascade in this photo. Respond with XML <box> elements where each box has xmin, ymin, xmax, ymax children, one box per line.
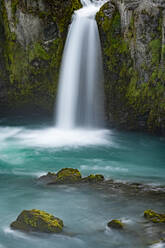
<box><xmin>55</xmin><ymin>0</ymin><xmax>105</xmax><ymax>129</ymax></box>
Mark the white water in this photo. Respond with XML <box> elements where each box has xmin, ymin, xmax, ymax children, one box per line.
<box><xmin>55</xmin><ymin>0</ymin><xmax>105</xmax><ymax>129</ymax></box>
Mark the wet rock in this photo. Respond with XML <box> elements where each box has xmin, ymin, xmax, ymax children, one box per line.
<box><xmin>10</xmin><ymin>209</ymin><xmax>63</xmax><ymax>233</ymax></box>
<box><xmin>144</xmin><ymin>209</ymin><xmax>165</xmax><ymax>223</ymax></box>
<box><xmin>39</xmin><ymin>168</ymin><xmax>82</xmax><ymax>184</ymax></box>
<box><xmin>39</xmin><ymin>169</ymin><xmax>105</xmax><ymax>185</ymax></box>
<box><xmin>39</xmin><ymin>172</ymin><xmax>57</xmax><ymax>184</ymax></box>
<box><xmin>55</xmin><ymin>168</ymin><xmax>82</xmax><ymax>184</ymax></box>
<box><xmin>0</xmin><ymin>0</ymin><xmax>82</xmax><ymax>115</ymax></box>
<box><xmin>96</xmin><ymin>0</ymin><xmax>165</xmax><ymax>135</ymax></box>
<box><xmin>107</xmin><ymin>219</ymin><xmax>124</xmax><ymax>229</ymax></box>
<box><xmin>82</xmin><ymin>174</ymin><xmax>104</xmax><ymax>183</ymax></box>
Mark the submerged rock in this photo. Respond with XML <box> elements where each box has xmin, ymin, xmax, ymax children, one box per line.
<box><xmin>107</xmin><ymin>219</ymin><xmax>124</xmax><ymax>229</ymax></box>
<box><xmin>10</xmin><ymin>209</ymin><xmax>63</xmax><ymax>233</ymax></box>
<box><xmin>144</xmin><ymin>209</ymin><xmax>165</xmax><ymax>223</ymax></box>
<box><xmin>82</xmin><ymin>174</ymin><xmax>104</xmax><ymax>183</ymax></box>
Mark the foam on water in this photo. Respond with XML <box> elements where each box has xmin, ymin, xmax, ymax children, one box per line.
<box><xmin>4</xmin><ymin>227</ymin><xmax>32</xmax><ymax>240</ymax></box>
<box><xmin>149</xmin><ymin>243</ymin><xmax>165</xmax><ymax>248</ymax></box>
<box><xmin>80</xmin><ymin>164</ymin><xmax>128</xmax><ymax>172</ymax></box>
<box><xmin>17</xmin><ymin>128</ymin><xmax>111</xmax><ymax>148</ymax></box>
<box><xmin>0</xmin><ymin>126</ymin><xmax>111</xmax><ymax>148</ymax></box>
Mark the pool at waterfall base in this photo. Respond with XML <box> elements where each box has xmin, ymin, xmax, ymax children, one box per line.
<box><xmin>0</xmin><ymin>119</ymin><xmax>165</xmax><ymax>248</ymax></box>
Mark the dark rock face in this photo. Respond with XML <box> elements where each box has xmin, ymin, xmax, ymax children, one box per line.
<box><xmin>96</xmin><ymin>0</ymin><xmax>165</xmax><ymax>135</ymax></box>
<box><xmin>0</xmin><ymin>0</ymin><xmax>81</xmax><ymax>115</ymax></box>
<box><xmin>11</xmin><ymin>209</ymin><xmax>64</xmax><ymax>233</ymax></box>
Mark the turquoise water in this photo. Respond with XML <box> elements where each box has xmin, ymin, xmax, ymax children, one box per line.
<box><xmin>0</xmin><ymin>120</ymin><xmax>165</xmax><ymax>248</ymax></box>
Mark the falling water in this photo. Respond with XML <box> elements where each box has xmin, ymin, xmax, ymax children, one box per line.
<box><xmin>55</xmin><ymin>0</ymin><xmax>105</xmax><ymax>129</ymax></box>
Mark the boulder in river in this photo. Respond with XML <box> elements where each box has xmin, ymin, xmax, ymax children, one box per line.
<box><xmin>10</xmin><ymin>209</ymin><xmax>63</xmax><ymax>233</ymax></box>
<box><xmin>39</xmin><ymin>168</ymin><xmax>104</xmax><ymax>185</ymax></box>
<box><xmin>107</xmin><ymin>219</ymin><xmax>124</xmax><ymax>229</ymax></box>
<box><xmin>39</xmin><ymin>168</ymin><xmax>82</xmax><ymax>184</ymax></box>
<box><xmin>144</xmin><ymin>209</ymin><xmax>165</xmax><ymax>223</ymax></box>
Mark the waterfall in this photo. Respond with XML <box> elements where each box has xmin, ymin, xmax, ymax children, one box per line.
<box><xmin>55</xmin><ymin>0</ymin><xmax>105</xmax><ymax>129</ymax></box>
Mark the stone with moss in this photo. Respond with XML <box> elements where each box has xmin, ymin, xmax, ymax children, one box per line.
<box><xmin>144</xmin><ymin>209</ymin><xmax>165</xmax><ymax>223</ymax></box>
<box><xmin>55</xmin><ymin>168</ymin><xmax>82</xmax><ymax>184</ymax></box>
<box><xmin>10</xmin><ymin>209</ymin><xmax>64</xmax><ymax>233</ymax></box>
<box><xmin>81</xmin><ymin>174</ymin><xmax>104</xmax><ymax>183</ymax></box>
<box><xmin>39</xmin><ymin>168</ymin><xmax>82</xmax><ymax>184</ymax></box>
<box><xmin>107</xmin><ymin>219</ymin><xmax>124</xmax><ymax>229</ymax></box>
<box><xmin>38</xmin><ymin>169</ymin><xmax>105</xmax><ymax>185</ymax></box>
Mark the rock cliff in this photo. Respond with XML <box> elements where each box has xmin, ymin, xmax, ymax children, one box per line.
<box><xmin>96</xmin><ymin>0</ymin><xmax>165</xmax><ymax>134</ymax></box>
<box><xmin>0</xmin><ymin>0</ymin><xmax>81</xmax><ymax>115</ymax></box>
<box><xmin>0</xmin><ymin>0</ymin><xmax>164</xmax><ymax>134</ymax></box>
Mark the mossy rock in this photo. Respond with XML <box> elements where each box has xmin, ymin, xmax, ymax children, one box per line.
<box><xmin>82</xmin><ymin>174</ymin><xmax>104</xmax><ymax>183</ymax></box>
<box><xmin>55</xmin><ymin>168</ymin><xmax>82</xmax><ymax>184</ymax></box>
<box><xmin>10</xmin><ymin>209</ymin><xmax>63</xmax><ymax>233</ymax></box>
<box><xmin>144</xmin><ymin>209</ymin><xmax>165</xmax><ymax>223</ymax></box>
<box><xmin>38</xmin><ymin>169</ymin><xmax>104</xmax><ymax>185</ymax></box>
<box><xmin>40</xmin><ymin>168</ymin><xmax>82</xmax><ymax>184</ymax></box>
<box><xmin>107</xmin><ymin>219</ymin><xmax>124</xmax><ymax>229</ymax></box>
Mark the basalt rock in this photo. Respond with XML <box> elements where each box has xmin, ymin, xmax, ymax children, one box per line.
<box><xmin>10</xmin><ymin>209</ymin><xmax>64</xmax><ymax>233</ymax></box>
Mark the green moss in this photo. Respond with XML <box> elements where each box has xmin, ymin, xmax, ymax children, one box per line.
<box><xmin>11</xmin><ymin>0</ymin><xmax>19</xmax><ymax>18</ymax></box>
<box><xmin>56</xmin><ymin>168</ymin><xmax>82</xmax><ymax>183</ymax></box>
<box><xmin>11</xmin><ymin>209</ymin><xmax>64</xmax><ymax>233</ymax></box>
<box><xmin>29</xmin><ymin>43</ymin><xmax>50</xmax><ymax>61</ymax></box>
<box><xmin>144</xmin><ymin>209</ymin><xmax>165</xmax><ymax>223</ymax></box>
<box><xmin>149</xmin><ymin>39</ymin><xmax>161</xmax><ymax>65</ymax></box>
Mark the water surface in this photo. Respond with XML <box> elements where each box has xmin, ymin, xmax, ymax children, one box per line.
<box><xmin>0</xmin><ymin>120</ymin><xmax>165</xmax><ymax>248</ymax></box>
